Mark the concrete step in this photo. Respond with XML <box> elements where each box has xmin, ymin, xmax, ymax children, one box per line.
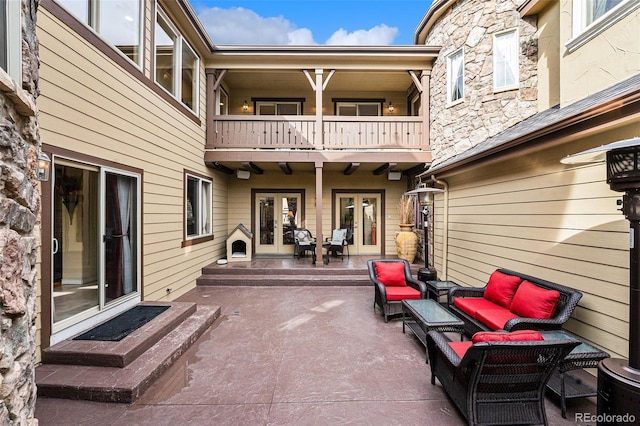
<box><xmin>35</xmin><ymin>303</ymin><xmax>220</xmax><ymax>403</ymax></box>
<box><xmin>196</xmin><ymin>273</ymin><xmax>371</xmax><ymax>286</ymax></box>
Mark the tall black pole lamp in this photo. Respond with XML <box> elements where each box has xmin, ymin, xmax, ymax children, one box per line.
<box><xmin>562</xmin><ymin>137</ymin><xmax>640</xmax><ymax>424</ymax></box>
<box><xmin>405</xmin><ymin>185</ymin><xmax>445</xmax><ymax>282</ymax></box>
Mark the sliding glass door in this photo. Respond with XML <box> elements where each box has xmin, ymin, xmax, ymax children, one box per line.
<box><xmin>335</xmin><ymin>193</ymin><xmax>381</xmax><ymax>255</ymax></box>
<box><xmin>255</xmin><ymin>192</ymin><xmax>301</xmax><ymax>255</ymax></box>
<box><xmin>52</xmin><ymin>159</ymin><xmax>140</xmax><ymax>333</ymax></box>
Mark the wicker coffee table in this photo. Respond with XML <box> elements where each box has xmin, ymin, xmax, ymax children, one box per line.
<box><xmin>402</xmin><ymin>299</ymin><xmax>465</xmax><ymax>363</ymax></box>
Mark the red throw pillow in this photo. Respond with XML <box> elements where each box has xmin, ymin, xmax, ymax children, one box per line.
<box><xmin>374</xmin><ymin>262</ymin><xmax>406</xmax><ymax>287</ymax></box>
<box><xmin>472</xmin><ymin>329</ymin><xmax>544</xmax><ymax>343</ymax></box>
<box><xmin>483</xmin><ymin>270</ymin><xmax>522</xmax><ymax>308</ymax></box>
<box><xmin>510</xmin><ymin>280</ymin><xmax>560</xmax><ymax>319</ymax></box>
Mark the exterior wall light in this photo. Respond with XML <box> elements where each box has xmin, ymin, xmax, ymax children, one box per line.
<box><xmin>37</xmin><ymin>151</ymin><xmax>51</xmax><ymax>181</ymax></box>
<box><xmin>242</xmin><ymin>100</ymin><xmax>249</xmax><ymax>112</ymax></box>
<box><xmin>388</xmin><ymin>102</ymin><xmax>394</xmax><ymax>113</ymax></box>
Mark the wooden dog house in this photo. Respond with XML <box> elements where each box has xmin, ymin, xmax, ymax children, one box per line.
<box><xmin>226</xmin><ymin>224</ymin><xmax>253</xmax><ymax>262</ymax></box>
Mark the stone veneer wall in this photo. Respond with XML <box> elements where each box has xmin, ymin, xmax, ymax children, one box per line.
<box><xmin>425</xmin><ymin>0</ymin><xmax>539</xmax><ymax>165</ymax></box>
<box><xmin>0</xmin><ymin>0</ymin><xmax>40</xmax><ymax>424</ymax></box>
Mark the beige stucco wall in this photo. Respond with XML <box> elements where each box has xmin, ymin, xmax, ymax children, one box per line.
<box><xmin>432</xmin><ymin>121</ymin><xmax>640</xmax><ymax>360</ymax></box>
<box><xmin>534</xmin><ymin>0</ymin><xmax>561</xmax><ymax>110</ymax></box>
<box><xmin>559</xmin><ymin>1</ymin><xmax>640</xmax><ymax>107</ymax></box>
<box><xmin>36</xmin><ymin>6</ymin><xmax>227</xmax><ymax>354</ymax></box>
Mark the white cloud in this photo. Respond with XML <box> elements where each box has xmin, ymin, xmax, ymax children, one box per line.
<box><xmin>197</xmin><ymin>7</ymin><xmax>317</xmax><ymax>45</ymax></box>
<box><xmin>197</xmin><ymin>7</ymin><xmax>398</xmax><ymax>46</ymax></box>
<box><xmin>325</xmin><ymin>24</ymin><xmax>398</xmax><ymax>45</ymax></box>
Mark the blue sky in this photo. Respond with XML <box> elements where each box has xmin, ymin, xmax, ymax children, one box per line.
<box><xmin>190</xmin><ymin>0</ymin><xmax>435</xmax><ymax>45</ymax></box>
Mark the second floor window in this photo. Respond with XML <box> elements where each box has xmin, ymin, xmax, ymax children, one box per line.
<box><xmin>155</xmin><ymin>7</ymin><xmax>199</xmax><ymax>112</ymax></box>
<box><xmin>1</xmin><ymin>0</ymin><xmax>21</xmax><ymax>81</ymax></box>
<box><xmin>447</xmin><ymin>49</ymin><xmax>464</xmax><ymax>105</ymax></box>
<box><xmin>186</xmin><ymin>174</ymin><xmax>212</xmax><ymax>239</ymax></box>
<box><xmin>57</xmin><ymin>0</ymin><xmax>142</xmax><ymax>67</ymax></box>
<box><xmin>256</xmin><ymin>101</ymin><xmax>301</xmax><ymax>115</ymax></box>
<box><xmin>336</xmin><ymin>101</ymin><xmax>381</xmax><ymax>116</ymax></box>
<box><xmin>493</xmin><ymin>29</ymin><xmax>519</xmax><ymax>91</ymax></box>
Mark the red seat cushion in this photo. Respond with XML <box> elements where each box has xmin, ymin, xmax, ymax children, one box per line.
<box><xmin>374</xmin><ymin>262</ymin><xmax>406</xmax><ymax>287</ymax></box>
<box><xmin>448</xmin><ymin>341</ymin><xmax>473</xmax><ymax>359</ymax></box>
<box><xmin>453</xmin><ymin>297</ymin><xmax>499</xmax><ymax>318</ymax></box>
<box><xmin>475</xmin><ymin>308</ymin><xmax>520</xmax><ymax>330</ymax></box>
<box><xmin>510</xmin><ymin>280</ymin><xmax>560</xmax><ymax>319</ymax></box>
<box><xmin>385</xmin><ymin>286</ymin><xmax>421</xmax><ymax>301</ymax></box>
<box><xmin>483</xmin><ymin>270</ymin><xmax>522</xmax><ymax>308</ymax></box>
<box><xmin>472</xmin><ymin>329</ymin><xmax>544</xmax><ymax>343</ymax></box>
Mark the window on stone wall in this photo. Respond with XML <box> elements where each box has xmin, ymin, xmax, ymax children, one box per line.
<box><xmin>155</xmin><ymin>6</ymin><xmax>200</xmax><ymax>113</ymax></box>
<box><xmin>0</xmin><ymin>0</ymin><xmax>21</xmax><ymax>81</ymax></box>
<box><xmin>57</xmin><ymin>0</ymin><xmax>142</xmax><ymax>67</ymax></box>
<box><xmin>446</xmin><ymin>49</ymin><xmax>464</xmax><ymax>105</ymax></box>
<box><xmin>493</xmin><ymin>29</ymin><xmax>519</xmax><ymax>91</ymax></box>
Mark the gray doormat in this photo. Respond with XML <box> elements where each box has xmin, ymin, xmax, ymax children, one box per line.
<box><xmin>73</xmin><ymin>305</ymin><xmax>170</xmax><ymax>341</ymax></box>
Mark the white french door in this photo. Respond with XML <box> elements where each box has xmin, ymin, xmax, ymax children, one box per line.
<box><xmin>51</xmin><ymin>158</ymin><xmax>140</xmax><ymax>340</ymax></box>
<box><xmin>335</xmin><ymin>193</ymin><xmax>381</xmax><ymax>255</ymax></box>
<box><xmin>255</xmin><ymin>192</ymin><xmax>301</xmax><ymax>255</ymax></box>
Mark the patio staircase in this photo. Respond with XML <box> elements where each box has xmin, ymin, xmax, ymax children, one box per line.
<box><xmin>196</xmin><ymin>259</ymin><xmax>390</xmax><ymax>287</ymax></box>
<box><xmin>35</xmin><ymin>301</ymin><xmax>220</xmax><ymax>403</ymax></box>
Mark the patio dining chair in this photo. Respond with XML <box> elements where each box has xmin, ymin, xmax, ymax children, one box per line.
<box><xmin>324</xmin><ymin>228</ymin><xmax>350</xmax><ymax>260</ymax></box>
<box><xmin>293</xmin><ymin>228</ymin><xmax>316</xmax><ymax>262</ymax></box>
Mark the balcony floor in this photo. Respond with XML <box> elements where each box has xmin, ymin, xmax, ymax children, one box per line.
<box><xmin>35</xmin><ymin>260</ymin><xmax>598</xmax><ymax>425</ymax></box>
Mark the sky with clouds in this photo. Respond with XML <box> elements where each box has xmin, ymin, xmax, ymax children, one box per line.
<box><xmin>191</xmin><ymin>1</ymin><xmax>435</xmax><ymax>46</ymax></box>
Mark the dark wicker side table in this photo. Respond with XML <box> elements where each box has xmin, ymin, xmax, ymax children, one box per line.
<box><xmin>424</xmin><ymin>280</ymin><xmax>459</xmax><ymax>302</ymax></box>
<box><xmin>541</xmin><ymin>330</ymin><xmax>610</xmax><ymax>418</ymax></box>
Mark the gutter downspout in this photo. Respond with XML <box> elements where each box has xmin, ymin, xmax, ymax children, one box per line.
<box><xmin>432</xmin><ymin>176</ymin><xmax>449</xmax><ymax>280</ymax></box>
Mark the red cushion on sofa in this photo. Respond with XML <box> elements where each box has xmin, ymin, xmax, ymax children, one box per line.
<box><xmin>510</xmin><ymin>280</ymin><xmax>560</xmax><ymax>319</ymax></box>
<box><xmin>375</xmin><ymin>262</ymin><xmax>406</xmax><ymax>287</ymax></box>
<box><xmin>475</xmin><ymin>308</ymin><xmax>520</xmax><ymax>331</ymax></box>
<box><xmin>448</xmin><ymin>341</ymin><xmax>473</xmax><ymax>359</ymax></box>
<box><xmin>385</xmin><ymin>286</ymin><xmax>421</xmax><ymax>301</ymax></box>
<box><xmin>483</xmin><ymin>270</ymin><xmax>522</xmax><ymax>308</ymax></box>
<box><xmin>472</xmin><ymin>329</ymin><xmax>544</xmax><ymax>343</ymax></box>
<box><xmin>453</xmin><ymin>297</ymin><xmax>499</xmax><ymax>318</ymax></box>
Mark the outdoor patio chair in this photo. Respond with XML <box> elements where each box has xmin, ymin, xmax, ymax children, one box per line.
<box><xmin>367</xmin><ymin>259</ymin><xmax>427</xmax><ymax>322</ymax></box>
<box><xmin>426</xmin><ymin>330</ymin><xmax>579</xmax><ymax>426</ymax></box>
<box><xmin>293</xmin><ymin>228</ymin><xmax>316</xmax><ymax>262</ymax></box>
<box><xmin>324</xmin><ymin>228</ymin><xmax>350</xmax><ymax>260</ymax></box>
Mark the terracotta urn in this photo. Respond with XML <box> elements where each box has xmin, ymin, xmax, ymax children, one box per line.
<box><xmin>395</xmin><ymin>224</ymin><xmax>418</xmax><ymax>263</ymax></box>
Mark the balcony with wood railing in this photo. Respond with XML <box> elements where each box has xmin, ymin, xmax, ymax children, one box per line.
<box><xmin>209</xmin><ymin>115</ymin><xmax>427</xmax><ymax>150</ymax></box>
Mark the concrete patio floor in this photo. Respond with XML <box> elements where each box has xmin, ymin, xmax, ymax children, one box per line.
<box><xmin>35</xmin><ymin>285</ymin><xmax>598</xmax><ymax>425</ymax></box>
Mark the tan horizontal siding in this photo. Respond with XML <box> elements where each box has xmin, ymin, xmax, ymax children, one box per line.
<box><xmin>38</xmin><ymin>7</ymin><xmax>224</xmax><ymax>328</ymax></box>
<box><xmin>431</xmin><ymin>134</ymin><xmax>640</xmax><ymax>360</ymax></box>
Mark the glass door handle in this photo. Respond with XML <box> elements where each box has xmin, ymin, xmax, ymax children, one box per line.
<box><xmin>52</xmin><ymin>238</ymin><xmax>59</xmax><ymax>254</ymax></box>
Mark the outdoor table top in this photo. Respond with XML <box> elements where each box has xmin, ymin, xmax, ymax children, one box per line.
<box><xmin>540</xmin><ymin>330</ymin><xmax>610</xmax><ymax>361</ymax></box>
<box><xmin>402</xmin><ymin>299</ymin><xmax>464</xmax><ymax>326</ymax></box>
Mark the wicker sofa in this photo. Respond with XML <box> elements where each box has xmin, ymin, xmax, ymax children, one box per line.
<box><xmin>447</xmin><ymin>269</ymin><xmax>583</xmax><ymax>335</ymax></box>
<box><xmin>426</xmin><ymin>330</ymin><xmax>579</xmax><ymax>426</ymax></box>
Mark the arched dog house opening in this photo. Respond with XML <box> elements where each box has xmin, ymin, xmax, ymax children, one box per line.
<box><xmin>226</xmin><ymin>224</ymin><xmax>253</xmax><ymax>263</ymax></box>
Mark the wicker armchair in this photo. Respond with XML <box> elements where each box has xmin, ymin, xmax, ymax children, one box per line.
<box><xmin>367</xmin><ymin>259</ymin><xmax>427</xmax><ymax>322</ymax></box>
<box><xmin>426</xmin><ymin>330</ymin><xmax>579</xmax><ymax>426</ymax></box>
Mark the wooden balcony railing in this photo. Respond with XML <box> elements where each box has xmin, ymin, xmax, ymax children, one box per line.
<box><xmin>210</xmin><ymin>116</ymin><xmax>425</xmax><ymax>150</ymax></box>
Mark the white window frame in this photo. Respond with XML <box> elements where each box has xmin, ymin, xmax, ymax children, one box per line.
<box><xmin>55</xmin><ymin>0</ymin><xmax>143</xmax><ymax>69</ymax></box>
<box><xmin>217</xmin><ymin>86</ymin><xmax>229</xmax><ymax>115</ymax></box>
<box><xmin>256</xmin><ymin>101</ymin><xmax>301</xmax><ymax>115</ymax></box>
<box><xmin>336</xmin><ymin>102</ymin><xmax>382</xmax><ymax>116</ymax></box>
<box><xmin>185</xmin><ymin>174</ymin><xmax>212</xmax><ymax>240</ymax></box>
<box><xmin>1</xmin><ymin>0</ymin><xmax>21</xmax><ymax>81</ymax></box>
<box><xmin>446</xmin><ymin>48</ymin><xmax>464</xmax><ymax>106</ymax></box>
<box><xmin>493</xmin><ymin>29</ymin><xmax>519</xmax><ymax>92</ymax></box>
<box><xmin>155</xmin><ymin>6</ymin><xmax>200</xmax><ymax>113</ymax></box>
<box><xmin>567</xmin><ymin>0</ymin><xmax>640</xmax><ymax>52</ymax></box>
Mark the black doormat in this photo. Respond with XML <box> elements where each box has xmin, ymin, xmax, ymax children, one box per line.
<box><xmin>73</xmin><ymin>305</ymin><xmax>170</xmax><ymax>342</ymax></box>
